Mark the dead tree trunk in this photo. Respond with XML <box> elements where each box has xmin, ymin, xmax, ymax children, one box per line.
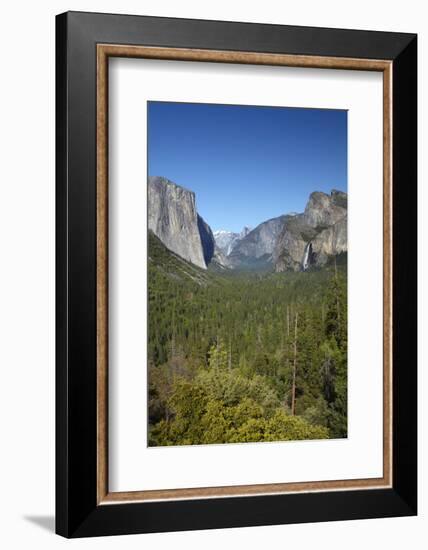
<box><xmin>334</xmin><ymin>256</ymin><xmax>341</xmax><ymax>332</ymax></box>
<box><xmin>291</xmin><ymin>311</ymin><xmax>298</xmax><ymax>416</ymax></box>
<box><xmin>228</xmin><ymin>337</ymin><xmax>232</xmax><ymax>371</ymax></box>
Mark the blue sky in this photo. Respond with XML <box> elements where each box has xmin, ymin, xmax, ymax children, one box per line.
<box><xmin>148</xmin><ymin>101</ymin><xmax>347</xmax><ymax>233</ymax></box>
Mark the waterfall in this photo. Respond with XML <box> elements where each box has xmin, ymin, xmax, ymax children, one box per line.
<box><xmin>302</xmin><ymin>242</ymin><xmax>312</xmax><ymax>271</ymax></box>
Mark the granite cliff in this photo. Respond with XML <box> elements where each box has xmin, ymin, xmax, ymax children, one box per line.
<box><xmin>273</xmin><ymin>190</ymin><xmax>347</xmax><ymax>272</ymax></box>
<box><xmin>148</xmin><ymin>176</ymin><xmax>215</xmax><ymax>269</ymax></box>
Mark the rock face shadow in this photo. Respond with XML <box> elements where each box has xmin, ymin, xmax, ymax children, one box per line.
<box><xmin>24</xmin><ymin>515</ymin><xmax>55</xmax><ymax>533</ymax></box>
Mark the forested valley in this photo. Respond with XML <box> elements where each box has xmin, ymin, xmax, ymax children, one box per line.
<box><xmin>148</xmin><ymin>232</ymin><xmax>347</xmax><ymax>446</ymax></box>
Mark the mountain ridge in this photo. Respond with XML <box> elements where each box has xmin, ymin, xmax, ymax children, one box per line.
<box><xmin>148</xmin><ymin>176</ymin><xmax>347</xmax><ymax>273</ymax></box>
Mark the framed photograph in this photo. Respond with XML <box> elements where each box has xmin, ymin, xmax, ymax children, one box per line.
<box><xmin>56</xmin><ymin>11</ymin><xmax>417</xmax><ymax>538</ymax></box>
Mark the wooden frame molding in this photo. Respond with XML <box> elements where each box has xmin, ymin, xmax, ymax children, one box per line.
<box><xmin>57</xmin><ymin>12</ymin><xmax>417</xmax><ymax>538</ymax></box>
<box><xmin>96</xmin><ymin>43</ymin><xmax>393</xmax><ymax>505</ymax></box>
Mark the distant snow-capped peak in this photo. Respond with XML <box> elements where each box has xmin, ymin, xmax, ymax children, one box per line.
<box><xmin>239</xmin><ymin>226</ymin><xmax>252</xmax><ymax>238</ymax></box>
<box><xmin>213</xmin><ymin>226</ymin><xmax>253</xmax><ymax>256</ymax></box>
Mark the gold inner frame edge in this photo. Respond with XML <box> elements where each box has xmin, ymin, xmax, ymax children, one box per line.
<box><xmin>96</xmin><ymin>44</ymin><xmax>393</xmax><ymax>505</ymax></box>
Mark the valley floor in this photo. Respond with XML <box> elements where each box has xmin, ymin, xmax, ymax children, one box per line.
<box><xmin>148</xmin><ymin>233</ymin><xmax>347</xmax><ymax>446</ymax></box>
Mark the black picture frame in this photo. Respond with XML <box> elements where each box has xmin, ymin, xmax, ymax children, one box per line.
<box><xmin>56</xmin><ymin>11</ymin><xmax>417</xmax><ymax>538</ymax></box>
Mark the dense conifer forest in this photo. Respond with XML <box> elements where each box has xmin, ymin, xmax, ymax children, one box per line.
<box><xmin>148</xmin><ymin>232</ymin><xmax>347</xmax><ymax>446</ymax></box>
